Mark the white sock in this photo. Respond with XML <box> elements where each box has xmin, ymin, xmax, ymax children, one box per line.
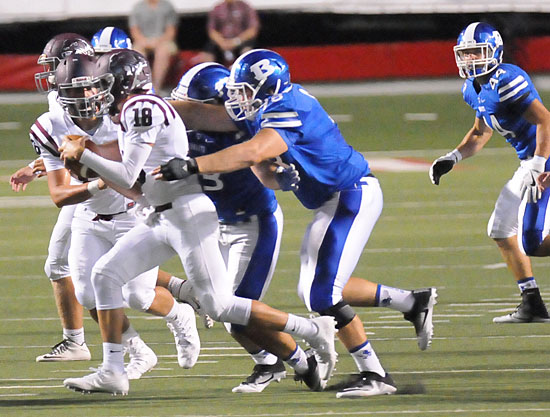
<box><xmin>284</xmin><ymin>345</ymin><xmax>309</xmax><ymax>374</ymax></box>
<box><xmin>283</xmin><ymin>314</ymin><xmax>318</xmax><ymax>339</ymax></box>
<box><xmin>251</xmin><ymin>349</ymin><xmax>278</xmax><ymax>366</ymax></box>
<box><xmin>518</xmin><ymin>277</ymin><xmax>538</xmax><ymax>293</ymax></box>
<box><xmin>350</xmin><ymin>340</ymin><xmax>385</xmax><ymax>377</ymax></box>
<box><xmin>102</xmin><ymin>342</ymin><xmax>125</xmax><ymax>374</ymax></box>
<box><xmin>164</xmin><ymin>299</ymin><xmax>180</xmax><ymax>322</ymax></box>
<box><xmin>167</xmin><ymin>276</ymin><xmax>186</xmax><ymax>299</ymax></box>
<box><xmin>376</xmin><ymin>284</ymin><xmax>415</xmax><ymax>313</ymax></box>
<box><xmin>63</xmin><ymin>328</ymin><xmax>85</xmax><ymax>345</ymax></box>
<box><xmin>121</xmin><ymin>324</ymin><xmax>139</xmax><ymax>345</ymax></box>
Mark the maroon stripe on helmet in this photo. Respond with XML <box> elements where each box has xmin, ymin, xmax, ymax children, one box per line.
<box><xmin>30</xmin><ymin>127</ymin><xmax>60</xmax><ymax>157</ymax></box>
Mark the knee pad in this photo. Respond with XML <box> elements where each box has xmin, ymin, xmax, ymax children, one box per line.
<box><xmin>123</xmin><ymin>287</ymin><xmax>155</xmax><ymax>312</ymax></box>
<box><xmin>200</xmin><ymin>293</ymin><xmax>251</xmax><ymax>325</ymax></box>
<box><xmin>74</xmin><ymin>281</ymin><xmax>96</xmax><ymax>311</ymax></box>
<box><xmin>319</xmin><ymin>300</ymin><xmax>356</xmax><ymax>329</ymax></box>
<box><xmin>91</xmin><ymin>267</ymin><xmax>125</xmax><ymax>310</ymax></box>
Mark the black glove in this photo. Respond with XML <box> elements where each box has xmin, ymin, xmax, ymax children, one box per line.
<box><xmin>159</xmin><ymin>158</ymin><xmax>199</xmax><ymax>181</ymax></box>
<box><xmin>429</xmin><ymin>149</ymin><xmax>462</xmax><ymax>185</ymax></box>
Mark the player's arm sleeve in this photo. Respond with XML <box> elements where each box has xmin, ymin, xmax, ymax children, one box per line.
<box><xmin>80</xmin><ymin>139</ymin><xmax>152</xmax><ymax>189</ymax></box>
<box><xmin>499</xmin><ymin>71</ymin><xmax>536</xmax><ymax>114</ymax></box>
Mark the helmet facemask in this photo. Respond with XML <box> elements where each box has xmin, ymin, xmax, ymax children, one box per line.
<box><xmin>57</xmin><ymin>75</ymin><xmax>113</xmax><ymax>119</ymax></box>
<box><xmin>454</xmin><ymin>43</ymin><xmax>500</xmax><ymax>79</ymax></box>
<box><xmin>35</xmin><ymin>55</ymin><xmax>60</xmax><ymax>93</ymax></box>
<box><xmin>225</xmin><ymin>79</ymin><xmax>271</xmax><ymax>121</ymax></box>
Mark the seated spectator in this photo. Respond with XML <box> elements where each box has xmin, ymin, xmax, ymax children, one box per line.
<box><xmin>129</xmin><ymin>0</ymin><xmax>178</xmax><ymax>92</ymax></box>
<box><xmin>195</xmin><ymin>0</ymin><xmax>260</xmax><ymax>66</ymax></box>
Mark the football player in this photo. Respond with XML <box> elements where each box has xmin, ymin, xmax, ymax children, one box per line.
<box><xmin>155</xmin><ymin>49</ymin><xmax>441</xmax><ymax>398</ymax></box>
<box><xmin>31</xmin><ymin>52</ymin><xmax>200</xmax><ymax>380</ymax></box>
<box><xmin>60</xmin><ymin>49</ymin><xmax>337</xmax><ymax>396</ymax></box>
<box><xmin>15</xmin><ymin>33</ymin><xmax>95</xmax><ymax>362</ymax></box>
<box><xmin>171</xmin><ymin>62</ymin><xmax>289</xmax><ymax>393</ymax></box>
<box><xmin>430</xmin><ymin>22</ymin><xmax>550</xmax><ymax>323</ymax></box>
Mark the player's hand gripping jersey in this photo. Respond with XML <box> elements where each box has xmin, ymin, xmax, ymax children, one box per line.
<box><xmin>238</xmin><ymin>84</ymin><xmax>371</xmax><ymax>209</ymax></box>
<box><xmin>462</xmin><ymin>63</ymin><xmax>541</xmax><ymax>159</ymax></box>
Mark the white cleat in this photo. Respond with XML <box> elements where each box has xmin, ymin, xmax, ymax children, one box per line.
<box><xmin>304</xmin><ymin>316</ymin><xmax>338</xmax><ymax>385</ymax></box>
<box><xmin>336</xmin><ymin>372</ymin><xmax>397</xmax><ymax>398</ymax></box>
<box><xmin>36</xmin><ymin>339</ymin><xmax>91</xmax><ymax>362</ymax></box>
<box><xmin>63</xmin><ymin>368</ymin><xmax>129</xmax><ymax>395</ymax></box>
<box><xmin>404</xmin><ymin>288</ymin><xmax>438</xmax><ymax>350</ymax></box>
<box><xmin>124</xmin><ymin>336</ymin><xmax>158</xmax><ymax>380</ymax></box>
<box><xmin>232</xmin><ymin>359</ymin><xmax>286</xmax><ymax>393</ymax></box>
<box><xmin>166</xmin><ymin>303</ymin><xmax>201</xmax><ymax>368</ymax></box>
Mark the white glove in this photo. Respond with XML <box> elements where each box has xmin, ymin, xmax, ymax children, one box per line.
<box><xmin>521</xmin><ymin>155</ymin><xmax>547</xmax><ymax>203</ymax></box>
<box><xmin>429</xmin><ymin>149</ymin><xmax>462</xmax><ymax>185</ymax></box>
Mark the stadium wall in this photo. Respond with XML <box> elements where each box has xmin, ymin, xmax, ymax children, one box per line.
<box><xmin>3</xmin><ymin>35</ymin><xmax>550</xmax><ymax>91</ymax></box>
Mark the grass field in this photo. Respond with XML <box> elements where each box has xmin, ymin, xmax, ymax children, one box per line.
<box><xmin>2</xmin><ymin>88</ymin><xmax>550</xmax><ymax>416</ymax></box>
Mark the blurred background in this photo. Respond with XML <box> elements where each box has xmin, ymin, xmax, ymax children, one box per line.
<box><xmin>2</xmin><ymin>0</ymin><xmax>550</xmax><ymax>90</ymax></box>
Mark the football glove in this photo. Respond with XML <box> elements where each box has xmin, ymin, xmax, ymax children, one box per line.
<box><xmin>521</xmin><ymin>156</ymin><xmax>546</xmax><ymax>204</ymax></box>
<box><xmin>275</xmin><ymin>163</ymin><xmax>300</xmax><ymax>191</ymax></box>
<box><xmin>429</xmin><ymin>149</ymin><xmax>462</xmax><ymax>185</ymax></box>
<box><xmin>158</xmin><ymin>158</ymin><xmax>199</xmax><ymax>181</ymax></box>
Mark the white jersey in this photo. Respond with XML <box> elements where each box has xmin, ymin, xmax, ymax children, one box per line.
<box><xmin>47</xmin><ymin>90</ymin><xmax>64</xmax><ymax>116</ymax></box>
<box><xmin>29</xmin><ymin>111</ymin><xmax>132</xmax><ymax>214</ymax></box>
<box><xmin>118</xmin><ymin>94</ymin><xmax>201</xmax><ymax>206</ymax></box>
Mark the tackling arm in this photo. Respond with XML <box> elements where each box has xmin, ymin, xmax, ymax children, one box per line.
<box><xmin>196</xmin><ymin>128</ymin><xmax>289</xmax><ymax>174</ymax></box>
<box><xmin>170</xmin><ymin>100</ymin><xmax>238</xmax><ymax>132</ymax></box>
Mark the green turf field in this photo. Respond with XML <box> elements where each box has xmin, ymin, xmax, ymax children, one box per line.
<box><xmin>2</xmin><ymin>91</ymin><xmax>550</xmax><ymax>416</ymax></box>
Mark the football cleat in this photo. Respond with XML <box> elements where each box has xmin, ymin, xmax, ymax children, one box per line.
<box><xmin>336</xmin><ymin>372</ymin><xmax>397</xmax><ymax>398</ymax></box>
<box><xmin>124</xmin><ymin>336</ymin><xmax>157</xmax><ymax>380</ymax></box>
<box><xmin>36</xmin><ymin>339</ymin><xmax>91</xmax><ymax>362</ymax></box>
<box><xmin>493</xmin><ymin>288</ymin><xmax>550</xmax><ymax>323</ymax></box>
<box><xmin>294</xmin><ymin>350</ymin><xmax>323</xmax><ymax>392</ymax></box>
<box><xmin>166</xmin><ymin>303</ymin><xmax>201</xmax><ymax>368</ymax></box>
<box><xmin>232</xmin><ymin>359</ymin><xmax>287</xmax><ymax>393</ymax></box>
<box><xmin>304</xmin><ymin>316</ymin><xmax>337</xmax><ymax>384</ymax></box>
<box><xmin>404</xmin><ymin>288</ymin><xmax>437</xmax><ymax>350</ymax></box>
<box><xmin>64</xmin><ymin>368</ymin><xmax>129</xmax><ymax>395</ymax></box>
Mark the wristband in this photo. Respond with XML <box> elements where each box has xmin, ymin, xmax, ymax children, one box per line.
<box><xmin>187</xmin><ymin>158</ymin><xmax>199</xmax><ymax>174</ymax></box>
<box><xmin>450</xmin><ymin>149</ymin><xmax>462</xmax><ymax>162</ymax></box>
<box><xmin>531</xmin><ymin>155</ymin><xmax>547</xmax><ymax>172</ymax></box>
<box><xmin>87</xmin><ymin>179</ymin><xmax>101</xmax><ymax>195</ymax></box>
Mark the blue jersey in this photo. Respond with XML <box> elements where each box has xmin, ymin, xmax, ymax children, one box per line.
<box><xmin>462</xmin><ymin>63</ymin><xmax>541</xmax><ymax>160</ymax></box>
<box><xmin>187</xmin><ymin>130</ymin><xmax>277</xmax><ymax>223</ymax></box>
<box><xmin>239</xmin><ymin>84</ymin><xmax>370</xmax><ymax>209</ymax></box>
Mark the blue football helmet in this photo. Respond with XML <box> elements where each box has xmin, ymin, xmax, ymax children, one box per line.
<box><xmin>92</xmin><ymin>26</ymin><xmax>133</xmax><ymax>54</ymax></box>
<box><xmin>171</xmin><ymin>62</ymin><xmax>230</xmax><ymax>103</ymax></box>
<box><xmin>225</xmin><ymin>49</ymin><xmax>291</xmax><ymax>121</ymax></box>
<box><xmin>454</xmin><ymin>22</ymin><xmax>503</xmax><ymax>79</ymax></box>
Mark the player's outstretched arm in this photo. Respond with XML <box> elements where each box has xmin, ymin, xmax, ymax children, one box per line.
<box><xmin>10</xmin><ymin>164</ymin><xmax>37</xmax><ymax>192</ymax></box>
<box><xmin>169</xmin><ymin>100</ymin><xmax>238</xmax><ymax>133</ymax></box>
<box><xmin>429</xmin><ymin>117</ymin><xmax>492</xmax><ymax>185</ymax></box>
